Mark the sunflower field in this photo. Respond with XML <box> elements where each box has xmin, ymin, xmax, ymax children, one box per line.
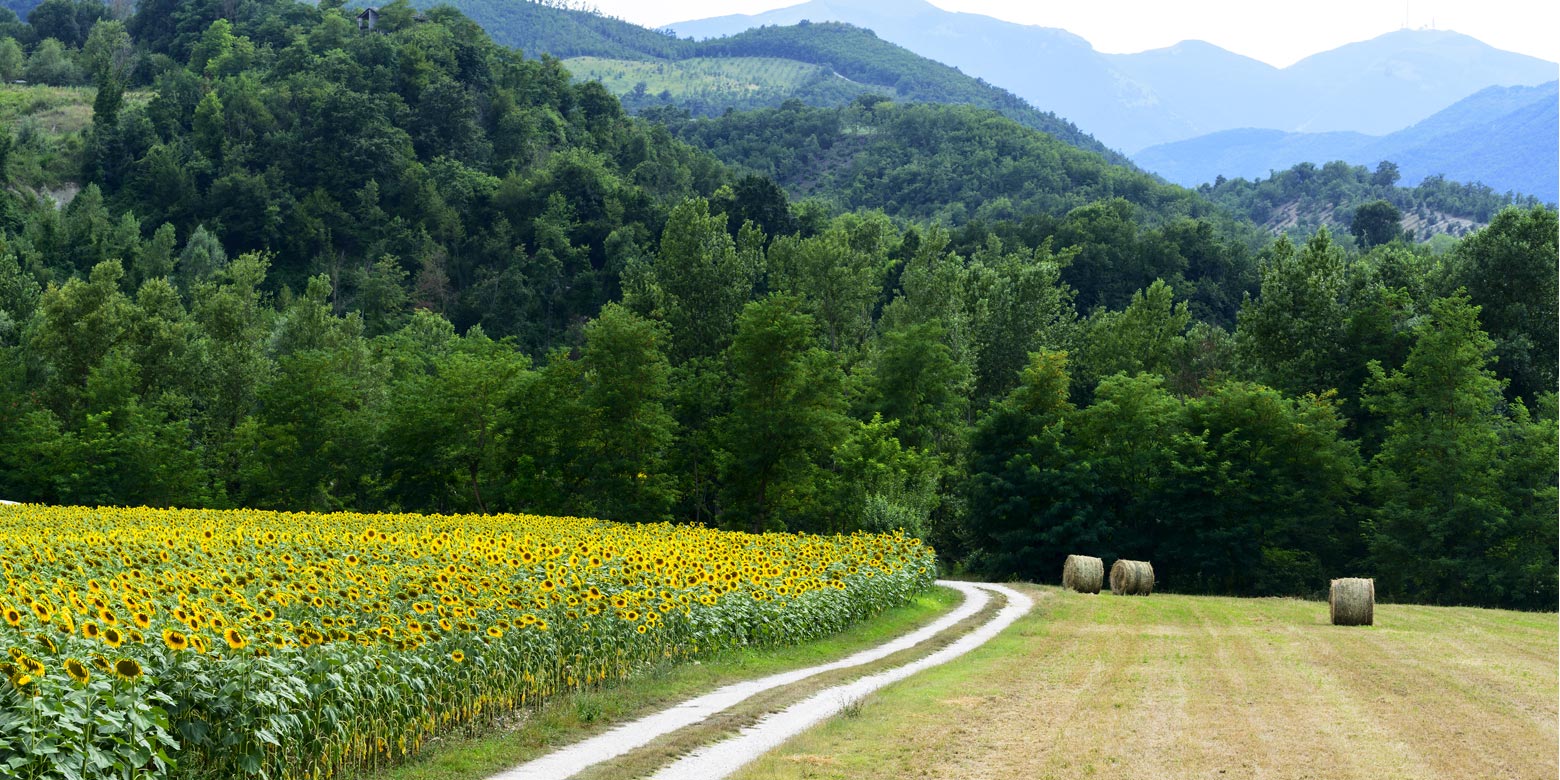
<box><xmin>0</xmin><ymin>505</ymin><xmax>934</xmax><ymax>779</ymax></box>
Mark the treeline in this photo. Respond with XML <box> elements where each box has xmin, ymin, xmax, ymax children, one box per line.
<box><xmin>0</xmin><ymin>0</ymin><xmax>1553</xmax><ymax>611</ymax></box>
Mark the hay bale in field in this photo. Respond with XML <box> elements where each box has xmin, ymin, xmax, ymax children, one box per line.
<box><xmin>1062</xmin><ymin>555</ymin><xmax>1104</xmax><ymax>593</ymax></box>
<box><xmin>1109</xmin><ymin>559</ymin><xmax>1154</xmax><ymax>596</ymax></box>
<box><xmin>1329</xmin><ymin>578</ymin><xmax>1374</xmax><ymax>626</ymax></box>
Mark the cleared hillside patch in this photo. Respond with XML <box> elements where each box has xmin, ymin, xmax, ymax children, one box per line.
<box><xmin>734</xmin><ymin>588</ymin><xmax>1558</xmax><ymax>780</ymax></box>
<box><xmin>565</xmin><ymin>56</ymin><xmax>834</xmax><ymax>99</ymax></box>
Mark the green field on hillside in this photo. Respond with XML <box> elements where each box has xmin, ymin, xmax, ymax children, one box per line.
<box><xmin>737</xmin><ymin>587</ymin><xmax>1558</xmax><ymax>780</ymax></box>
<box><xmin>565</xmin><ymin>56</ymin><xmax>834</xmax><ymax>99</ymax></box>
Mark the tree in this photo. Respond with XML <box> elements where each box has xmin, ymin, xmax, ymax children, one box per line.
<box><xmin>965</xmin><ymin>351</ymin><xmax>1097</xmax><ymax>581</ymax></box>
<box><xmin>965</xmin><ymin>237</ymin><xmax>1076</xmax><ymax>404</ymax></box>
<box><xmin>1371</xmin><ymin>160</ymin><xmax>1400</xmax><ymax>188</ymax></box>
<box><xmin>1235</xmin><ymin>230</ymin><xmax>1350</xmax><ymax>398</ymax></box>
<box><xmin>0</xmin><ymin>36</ymin><xmax>23</xmax><ymax>82</ymax></box>
<box><xmin>574</xmin><ymin>304</ymin><xmax>679</xmax><ymax>522</ymax></box>
<box><xmin>1350</xmin><ymin>199</ymin><xmax>1403</xmax><ymax>248</ymax></box>
<box><xmin>1441</xmin><ymin>206</ymin><xmax>1558</xmax><ymax>403</ymax></box>
<box><xmin>715</xmin><ymin>295</ymin><xmax>846</xmax><ymax>533</ymax></box>
<box><xmin>767</xmin><ymin>215</ymin><xmax>888</xmax><ymax>354</ymax></box>
<box><xmin>1160</xmin><ymin>382</ymin><xmax>1362</xmax><ymax>595</ymax></box>
<box><xmin>628</xmin><ymin>197</ymin><xmax>760</xmax><ymax>363</ymax></box>
<box><xmin>1073</xmin><ymin>279</ymin><xmax>1190</xmax><ymax>397</ymax></box>
<box><xmin>28</xmin><ymin>0</ymin><xmax>85</xmax><ymax>48</ymax></box>
<box><xmin>25</xmin><ymin>37</ymin><xmax>80</xmax><ymax>85</ymax></box>
<box><xmin>1364</xmin><ymin>294</ymin><xmax>1542</xmax><ymax>608</ymax></box>
<box><xmin>380</xmin><ymin>323</ymin><xmax>529</xmax><ymax>514</ymax></box>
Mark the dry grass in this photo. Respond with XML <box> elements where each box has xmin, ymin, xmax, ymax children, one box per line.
<box><xmin>1061</xmin><ymin>555</ymin><xmax>1102</xmax><ymax>594</ymax></box>
<box><xmin>733</xmin><ymin>587</ymin><xmax>1558</xmax><ymax>780</ymax></box>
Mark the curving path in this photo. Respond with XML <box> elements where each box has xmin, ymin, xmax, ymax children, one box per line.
<box><xmin>489</xmin><ymin>580</ymin><xmax>1033</xmax><ymax>780</ymax></box>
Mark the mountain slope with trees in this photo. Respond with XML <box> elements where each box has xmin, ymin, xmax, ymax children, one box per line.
<box><xmin>423</xmin><ymin>1</ymin><xmax>1127</xmax><ymax>165</ymax></box>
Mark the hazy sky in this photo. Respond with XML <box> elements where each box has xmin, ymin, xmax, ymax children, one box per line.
<box><xmin>586</xmin><ymin>0</ymin><xmax>1560</xmax><ymax>68</ymax></box>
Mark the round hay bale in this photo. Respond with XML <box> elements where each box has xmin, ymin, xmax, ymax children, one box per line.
<box><xmin>1329</xmin><ymin>578</ymin><xmax>1374</xmax><ymax>626</ymax></box>
<box><xmin>1062</xmin><ymin>555</ymin><xmax>1104</xmax><ymax>594</ymax></box>
<box><xmin>1109</xmin><ymin>559</ymin><xmax>1155</xmax><ymax>596</ymax></box>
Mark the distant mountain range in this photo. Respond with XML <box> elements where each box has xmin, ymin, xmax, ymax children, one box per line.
<box><xmin>672</xmin><ymin>0</ymin><xmax>1559</xmax><ymax>154</ymax></box>
<box><xmin>1134</xmin><ymin>82</ymin><xmax>1559</xmax><ymax>200</ymax></box>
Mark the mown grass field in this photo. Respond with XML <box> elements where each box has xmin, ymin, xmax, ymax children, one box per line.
<box><xmin>735</xmin><ymin>586</ymin><xmax>1558</xmax><ymax>780</ymax></box>
<box><xmin>563</xmin><ymin>56</ymin><xmax>829</xmax><ymax>99</ymax></box>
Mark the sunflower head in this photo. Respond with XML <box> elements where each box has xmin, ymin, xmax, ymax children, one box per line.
<box><xmin>102</xmin><ymin>627</ymin><xmax>124</xmax><ymax>648</ymax></box>
<box><xmin>18</xmin><ymin>656</ymin><xmax>44</xmax><ymax>677</ymax></box>
<box><xmin>162</xmin><ymin>629</ymin><xmax>189</xmax><ymax>652</ymax></box>
<box><xmin>112</xmin><ymin>657</ymin><xmax>142</xmax><ymax>682</ymax></box>
<box><xmin>223</xmin><ymin>628</ymin><xmax>247</xmax><ymax>650</ymax></box>
<box><xmin>64</xmin><ymin>658</ymin><xmax>90</xmax><ymax>685</ymax></box>
<box><xmin>450</xmin><ymin>650</ymin><xmax>465</xmax><ymax>663</ymax></box>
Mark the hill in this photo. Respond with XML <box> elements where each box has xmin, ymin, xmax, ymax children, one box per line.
<box><xmin>659</xmin><ymin>98</ymin><xmax>1215</xmax><ymax>228</ymax></box>
<box><xmin>423</xmin><ymin>1</ymin><xmax>1126</xmax><ymax>164</ymax></box>
<box><xmin>1136</xmin><ymin>82</ymin><xmax>1560</xmax><ymax>201</ymax></box>
<box><xmin>1196</xmin><ymin>158</ymin><xmax>1547</xmax><ymax>243</ymax></box>
<box><xmin>0</xmin><ymin>1</ymin><xmax>39</xmax><ymax>17</ymax></box>
<box><xmin>673</xmin><ymin>0</ymin><xmax>1559</xmax><ymax>153</ymax></box>
<box><xmin>404</xmin><ymin>0</ymin><xmax>690</xmax><ymax>60</ymax></box>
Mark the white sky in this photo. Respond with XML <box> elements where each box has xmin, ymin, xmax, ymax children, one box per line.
<box><xmin>589</xmin><ymin>0</ymin><xmax>1560</xmax><ymax>68</ymax></box>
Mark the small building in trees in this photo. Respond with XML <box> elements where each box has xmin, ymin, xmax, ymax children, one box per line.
<box><xmin>357</xmin><ymin>7</ymin><xmax>379</xmax><ymax>31</ymax></box>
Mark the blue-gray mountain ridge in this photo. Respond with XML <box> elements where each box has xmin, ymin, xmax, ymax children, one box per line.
<box><xmin>672</xmin><ymin>0</ymin><xmax>1559</xmax><ymax>154</ymax></box>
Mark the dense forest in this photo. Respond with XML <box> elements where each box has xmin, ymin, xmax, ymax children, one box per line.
<box><xmin>0</xmin><ymin>0</ymin><xmax>1554</xmax><ymax>610</ymax></box>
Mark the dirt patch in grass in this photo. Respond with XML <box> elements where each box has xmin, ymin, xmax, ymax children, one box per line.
<box><xmin>735</xmin><ymin>589</ymin><xmax>1557</xmax><ymax>780</ymax></box>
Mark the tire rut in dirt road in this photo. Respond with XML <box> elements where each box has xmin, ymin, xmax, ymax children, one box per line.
<box><xmin>644</xmin><ymin>583</ymin><xmax>1034</xmax><ymax>780</ymax></box>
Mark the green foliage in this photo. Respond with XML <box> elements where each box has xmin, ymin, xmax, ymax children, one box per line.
<box><xmin>716</xmin><ymin>294</ymin><xmax>848</xmax><ymax>533</ymax></box>
<box><xmin>1365</xmin><ymin>294</ymin><xmax>1557</xmax><ymax>609</ymax></box>
<box><xmin>669</xmin><ymin>100</ymin><xmax>1215</xmax><ymax>230</ymax></box>
<box><xmin>627</xmin><ymin>197</ymin><xmax>760</xmax><ymax>362</ymax></box>
<box><xmin>1350</xmin><ymin>199</ymin><xmax>1404</xmax><ymax>248</ymax></box>
<box><xmin>1440</xmin><ymin>205</ymin><xmax>1558</xmax><ymax>403</ymax></box>
<box><xmin>0</xmin><ymin>36</ymin><xmax>22</xmax><ymax>81</ymax></box>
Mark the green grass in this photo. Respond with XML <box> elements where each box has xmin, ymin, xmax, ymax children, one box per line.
<box><xmin>734</xmin><ymin>587</ymin><xmax>1558</xmax><ymax>780</ymax></box>
<box><xmin>564</xmin><ymin>56</ymin><xmax>831</xmax><ymax>99</ymax></box>
<box><xmin>0</xmin><ymin>84</ymin><xmax>150</xmax><ymax>191</ymax></box>
<box><xmin>343</xmin><ymin>584</ymin><xmax>963</xmax><ymax>780</ymax></box>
